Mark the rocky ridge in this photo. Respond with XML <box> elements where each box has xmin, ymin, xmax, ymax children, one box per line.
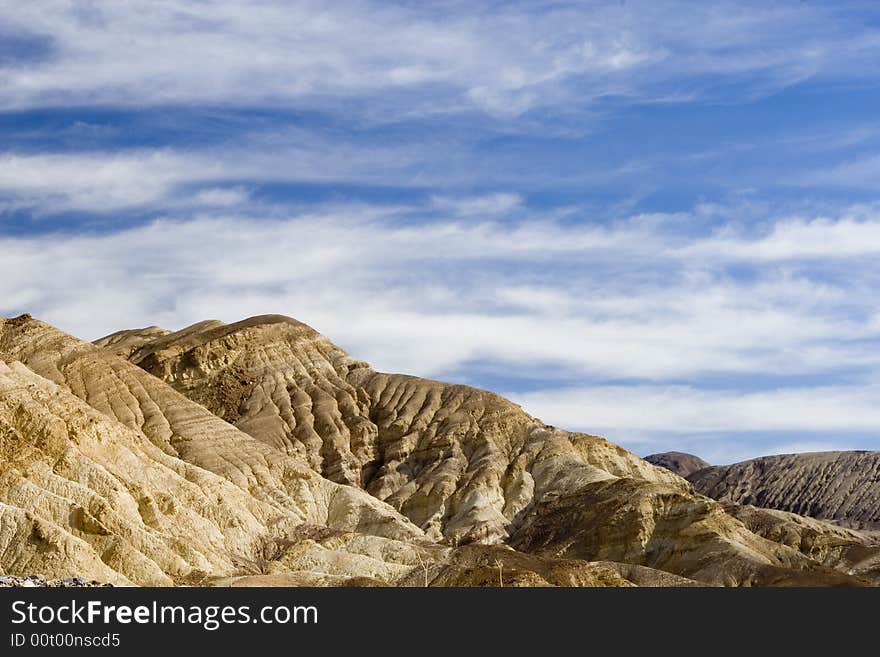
<box><xmin>686</xmin><ymin>451</ymin><xmax>880</xmax><ymax>529</ymax></box>
<box><xmin>644</xmin><ymin>451</ymin><xmax>710</xmax><ymax>478</ymax></box>
<box><xmin>647</xmin><ymin>450</ymin><xmax>880</xmax><ymax>530</ymax></box>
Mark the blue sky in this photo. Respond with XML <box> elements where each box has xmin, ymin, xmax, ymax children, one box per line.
<box><xmin>3</xmin><ymin>1</ymin><xmax>880</xmax><ymax>463</ymax></box>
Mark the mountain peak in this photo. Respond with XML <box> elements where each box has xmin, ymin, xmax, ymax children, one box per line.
<box><xmin>644</xmin><ymin>451</ymin><xmax>711</xmax><ymax>478</ymax></box>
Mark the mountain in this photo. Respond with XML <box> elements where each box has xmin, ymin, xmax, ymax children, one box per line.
<box><xmin>645</xmin><ymin>451</ymin><xmax>710</xmax><ymax>478</ymax></box>
<box><xmin>649</xmin><ymin>449</ymin><xmax>880</xmax><ymax>530</ymax></box>
<box><xmin>0</xmin><ymin>313</ymin><xmax>876</xmax><ymax>586</ymax></box>
<box><xmin>684</xmin><ymin>451</ymin><xmax>880</xmax><ymax>529</ymax></box>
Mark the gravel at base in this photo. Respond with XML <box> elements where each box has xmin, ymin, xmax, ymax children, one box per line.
<box><xmin>0</xmin><ymin>575</ymin><xmax>113</xmax><ymax>587</ymax></box>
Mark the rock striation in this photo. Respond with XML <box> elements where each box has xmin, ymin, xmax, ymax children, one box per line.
<box><xmin>684</xmin><ymin>451</ymin><xmax>880</xmax><ymax>529</ymax></box>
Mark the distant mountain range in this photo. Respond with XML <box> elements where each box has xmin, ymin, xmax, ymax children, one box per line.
<box><xmin>647</xmin><ymin>450</ymin><xmax>880</xmax><ymax>529</ymax></box>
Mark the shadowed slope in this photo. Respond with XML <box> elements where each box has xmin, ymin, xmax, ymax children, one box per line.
<box><xmin>687</xmin><ymin>451</ymin><xmax>880</xmax><ymax>529</ymax></box>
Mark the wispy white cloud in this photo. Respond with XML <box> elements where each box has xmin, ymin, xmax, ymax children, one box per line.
<box><xmin>0</xmin><ymin>1</ymin><xmax>656</xmax><ymax>116</ymax></box>
<box><xmin>0</xmin><ymin>150</ymin><xmax>216</xmax><ymax>213</ymax></box>
<box><xmin>192</xmin><ymin>186</ymin><xmax>251</xmax><ymax>207</ymax></box>
<box><xmin>0</xmin><ymin>138</ymin><xmax>421</xmax><ymax>213</ymax></box>
<box><xmin>2</xmin><ymin>1</ymin><xmax>879</xmax><ymax>118</ymax></box>
<box><xmin>430</xmin><ymin>193</ymin><xmax>523</xmax><ymax>217</ymax></box>
<box><xmin>680</xmin><ymin>209</ymin><xmax>880</xmax><ymax>260</ymax></box>
<box><xmin>801</xmin><ymin>153</ymin><xmax>880</xmax><ymax>189</ymax></box>
<box><xmin>1</xmin><ymin>204</ymin><xmax>878</xmax><ymax>377</ymax></box>
<box><xmin>507</xmin><ymin>384</ymin><xmax>878</xmax><ymax>463</ymax></box>
<box><xmin>508</xmin><ymin>384</ymin><xmax>880</xmax><ymax>434</ymax></box>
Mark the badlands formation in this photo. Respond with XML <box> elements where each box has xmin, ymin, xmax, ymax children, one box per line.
<box><xmin>0</xmin><ymin>313</ymin><xmax>877</xmax><ymax>586</ymax></box>
<box><xmin>649</xmin><ymin>450</ymin><xmax>880</xmax><ymax>529</ymax></box>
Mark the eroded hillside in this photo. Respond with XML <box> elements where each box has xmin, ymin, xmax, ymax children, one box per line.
<box><xmin>684</xmin><ymin>451</ymin><xmax>880</xmax><ymax>529</ymax></box>
<box><xmin>83</xmin><ymin>313</ymin><xmax>876</xmax><ymax>586</ymax></box>
<box><xmin>0</xmin><ymin>312</ymin><xmax>873</xmax><ymax>586</ymax></box>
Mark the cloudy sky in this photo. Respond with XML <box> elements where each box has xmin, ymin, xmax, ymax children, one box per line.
<box><xmin>3</xmin><ymin>1</ymin><xmax>880</xmax><ymax>463</ymax></box>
